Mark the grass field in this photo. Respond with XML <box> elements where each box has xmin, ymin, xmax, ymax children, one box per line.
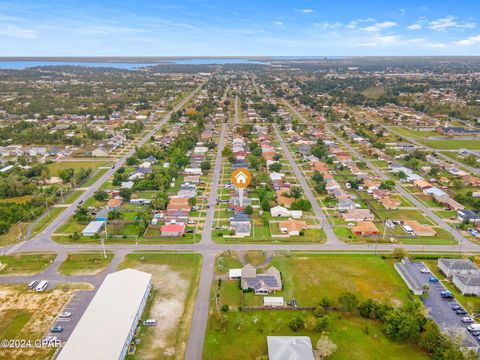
<box><xmin>120</xmin><ymin>252</ymin><xmax>201</xmax><ymax>360</ymax></box>
<box><xmin>269</xmin><ymin>254</ymin><xmax>411</xmax><ymax>306</ymax></box>
<box><xmin>418</xmin><ymin>139</ymin><xmax>480</xmax><ymax>150</ymax></box>
<box><xmin>58</xmin><ymin>252</ymin><xmax>113</xmax><ymax>275</ymax></box>
<box><xmin>31</xmin><ymin>207</ymin><xmax>65</xmax><ymax>236</ymax></box>
<box><xmin>47</xmin><ymin>161</ymin><xmax>110</xmax><ymax>175</ymax></box>
<box><xmin>0</xmin><ymin>254</ymin><xmax>56</xmax><ymax>275</ymax></box>
<box><xmin>390</xmin><ymin>127</ymin><xmax>439</xmax><ymax>139</ymax></box>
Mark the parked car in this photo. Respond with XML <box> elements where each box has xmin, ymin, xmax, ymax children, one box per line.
<box><xmin>440</xmin><ymin>290</ymin><xmax>454</xmax><ymax>299</ymax></box>
<box><xmin>428</xmin><ymin>277</ymin><xmax>439</xmax><ymax>283</ymax></box>
<box><xmin>59</xmin><ymin>312</ymin><xmax>71</xmax><ymax>318</ymax></box>
<box><xmin>461</xmin><ymin>316</ymin><xmax>474</xmax><ymax>324</ymax></box>
<box><xmin>143</xmin><ymin>319</ymin><xmax>157</xmax><ymax>326</ymax></box>
<box><xmin>451</xmin><ymin>304</ymin><xmax>461</xmax><ymax>311</ymax></box>
<box><xmin>27</xmin><ymin>280</ymin><xmax>38</xmax><ymax>290</ymax></box>
<box><xmin>456</xmin><ymin>308</ymin><xmax>468</xmax><ymax>315</ymax></box>
<box><xmin>471</xmin><ymin>330</ymin><xmax>480</xmax><ymax>336</ymax></box>
<box><xmin>50</xmin><ymin>325</ymin><xmax>64</xmax><ymax>333</ymax></box>
<box><xmin>420</xmin><ymin>268</ymin><xmax>430</xmax><ymax>274</ymax></box>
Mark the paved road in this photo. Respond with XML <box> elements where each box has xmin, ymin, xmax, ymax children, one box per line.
<box><xmin>185</xmin><ymin>252</ymin><xmax>216</xmax><ymax>360</ymax></box>
<box><xmin>273</xmin><ymin>125</ymin><xmax>340</xmax><ymax>244</ymax></box>
<box><xmin>386</xmin><ymin>126</ymin><xmax>480</xmax><ymax>176</ymax></box>
<box><xmin>199</xmin><ymin>123</ymin><xmax>227</xmax><ymax>246</ymax></box>
<box><xmin>234</xmin><ymin>96</ymin><xmax>239</xmax><ymax>125</ymax></box>
<box><xmin>326</xmin><ymin>124</ymin><xmax>472</xmax><ymax>249</ymax></box>
<box><xmin>9</xmin><ymin>83</ymin><xmax>205</xmax><ymax>254</ymax></box>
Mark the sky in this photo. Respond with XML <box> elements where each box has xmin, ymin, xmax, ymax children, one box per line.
<box><xmin>0</xmin><ymin>0</ymin><xmax>479</xmax><ymax>56</ymax></box>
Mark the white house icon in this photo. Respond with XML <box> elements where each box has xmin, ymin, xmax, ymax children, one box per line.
<box><xmin>234</xmin><ymin>171</ymin><xmax>248</xmax><ymax>184</ymax></box>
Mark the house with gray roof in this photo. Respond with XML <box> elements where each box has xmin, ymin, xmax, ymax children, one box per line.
<box><xmin>267</xmin><ymin>336</ymin><xmax>314</xmax><ymax>360</ymax></box>
<box><xmin>453</xmin><ymin>274</ymin><xmax>480</xmax><ymax>296</ymax></box>
<box><xmin>241</xmin><ymin>265</ymin><xmax>282</xmax><ymax>295</ymax></box>
<box><xmin>437</xmin><ymin>258</ymin><xmax>480</xmax><ymax>278</ymax></box>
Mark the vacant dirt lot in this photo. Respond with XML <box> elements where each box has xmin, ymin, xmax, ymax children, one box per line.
<box><xmin>0</xmin><ymin>285</ymin><xmax>75</xmax><ymax>360</ymax></box>
<box><xmin>135</xmin><ymin>264</ymin><xmax>190</xmax><ymax>360</ymax></box>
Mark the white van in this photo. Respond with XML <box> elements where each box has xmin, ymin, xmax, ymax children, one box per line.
<box><xmin>143</xmin><ymin>319</ymin><xmax>157</xmax><ymax>326</ymax></box>
<box><xmin>36</xmin><ymin>280</ymin><xmax>48</xmax><ymax>292</ymax></box>
<box><xmin>467</xmin><ymin>324</ymin><xmax>480</xmax><ymax>332</ymax></box>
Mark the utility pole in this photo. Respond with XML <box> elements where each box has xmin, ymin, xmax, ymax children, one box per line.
<box><xmin>101</xmin><ymin>221</ymin><xmax>108</xmax><ymax>259</ymax></box>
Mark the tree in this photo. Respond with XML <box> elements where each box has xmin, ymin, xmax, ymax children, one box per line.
<box><xmin>315</xmin><ymin>315</ymin><xmax>331</xmax><ymax>332</ymax></box>
<box><xmin>188</xmin><ymin>197</ymin><xmax>197</xmax><ymax>207</ymax></box>
<box><xmin>269</xmin><ymin>162</ymin><xmax>282</xmax><ymax>172</ymax></box>
<box><xmin>200</xmin><ymin>160</ymin><xmax>211</xmax><ymax>171</ymax></box>
<box><xmin>119</xmin><ymin>188</ymin><xmax>132</xmax><ymax>202</ymax></box>
<box><xmin>94</xmin><ymin>190</ymin><xmax>108</xmax><ymax>201</ymax></box>
<box><xmin>289</xmin><ymin>316</ymin><xmax>304</xmax><ymax>332</ymax></box>
<box><xmin>291</xmin><ymin>199</ymin><xmax>311</xmax><ymax>211</ymax></box>
<box><xmin>289</xmin><ymin>186</ymin><xmax>303</xmax><ymax>199</ymax></box>
<box><xmin>392</xmin><ymin>247</ymin><xmax>407</xmax><ymax>260</ymax></box>
<box><xmin>108</xmin><ymin>210</ymin><xmax>121</xmax><ymax>220</ymax></box>
<box><xmin>313</xmin><ymin>305</ymin><xmax>326</xmax><ymax>317</ymax></box>
<box><xmin>244</xmin><ymin>205</ymin><xmax>253</xmax><ymax>215</ymax></box>
<box><xmin>338</xmin><ymin>292</ymin><xmax>358</xmax><ymax>313</ymax></box>
<box><xmin>315</xmin><ymin>336</ymin><xmax>337</xmax><ymax>359</ymax></box>
<box><xmin>304</xmin><ymin>316</ymin><xmax>317</xmax><ymax>331</ymax></box>
<box><xmin>59</xmin><ymin>168</ymin><xmax>75</xmax><ymax>184</ymax></box>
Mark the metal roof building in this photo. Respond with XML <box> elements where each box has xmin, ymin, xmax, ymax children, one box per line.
<box><xmin>57</xmin><ymin>268</ymin><xmax>152</xmax><ymax>360</ymax></box>
<box><xmin>81</xmin><ymin>220</ymin><xmax>106</xmax><ymax>236</ymax></box>
<box><xmin>267</xmin><ymin>336</ymin><xmax>314</xmax><ymax>360</ymax></box>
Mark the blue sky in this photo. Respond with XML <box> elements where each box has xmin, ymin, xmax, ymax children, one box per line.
<box><xmin>0</xmin><ymin>0</ymin><xmax>479</xmax><ymax>56</ymax></box>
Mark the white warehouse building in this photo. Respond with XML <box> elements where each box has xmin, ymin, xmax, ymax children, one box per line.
<box><xmin>57</xmin><ymin>268</ymin><xmax>152</xmax><ymax>360</ymax></box>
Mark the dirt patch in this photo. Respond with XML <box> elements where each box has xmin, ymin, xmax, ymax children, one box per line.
<box><xmin>134</xmin><ymin>264</ymin><xmax>189</xmax><ymax>359</ymax></box>
<box><xmin>0</xmin><ymin>285</ymin><xmax>75</xmax><ymax>360</ymax></box>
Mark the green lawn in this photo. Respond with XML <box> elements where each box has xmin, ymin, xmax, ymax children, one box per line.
<box><xmin>47</xmin><ymin>161</ymin><xmax>109</xmax><ymax>175</ymax></box>
<box><xmin>418</xmin><ymin>139</ymin><xmax>480</xmax><ymax>150</ymax></box>
<box><xmin>269</xmin><ymin>254</ymin><xmax>410</xmax><ymax>306</ymax></box>
<box><xmin>31</xmin><ymin>207</ymin><xmax>65</xmax><ymax>236</ymax></box>
<box><xmin>58</xmin><ymin>252</ymin><xmax>113</xmax><ymax>275</ymax></box>
<box><xmin>0</xmin><ymin>254</ymin><xmax>56</xmax><ymax>275</ymax></box>
<box><xmin>390</xmin><ymin>127</ymin><xmax>438</xmax><ymax>139</ymax></box>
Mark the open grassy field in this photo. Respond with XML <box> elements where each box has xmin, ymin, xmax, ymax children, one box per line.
<box><xmin>269</xmin><ymin>253</ymin><xmax>411</xmax><ymax>306</ymax></box>
<box><xmin>58</xmin><ymin>252</ymin><xmax>113</xmax><ymax>275</ymax></box>
<box><xmin>120</xmin><ymin>252</ymin><xmax>201</xmax><ymax>360</ymax></box>
<box><xmin>0</xmin><ymin>254</ymin><xmax>56</xmax><ymax>275</ymax></box>
<box><xmin>418</xmin><ymin>139</ymin><xmax>480</xmax><ymax>150</ymax></box>
<box><xmin>389</xmin><ymin>127</ymin><xmax>438</xmax><ymax>139</ymax></box>
<box><xmin>46</xmin><ymin>161</ymin><xmax>110</xmax><ymax>175</ymax></box>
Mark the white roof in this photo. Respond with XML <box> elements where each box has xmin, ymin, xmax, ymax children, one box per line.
<box><xmin>57</xmin><ymin>269</ymin><xmax>152</xmax><ymax>360</ymax></box>
<box><xmin>267</xmin><ymin>336</ymin><xmax>314</xmax><ymax>360</ymax></box>
<box><xmin>264</xmin><ymin>296</ymin><xmax>284</xmax><ymax>303</ymax></box>
<box><xmin>229</xmin><ymin>269</ymin><xmax>242</xmax><ymax>278</ymax></box>
<box><xmin>82</xmin><ymin>220</ymin><xmax>105</xmax><ymax>234</ymax></box>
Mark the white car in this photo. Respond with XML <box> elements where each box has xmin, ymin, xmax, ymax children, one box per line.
<box><xmin>462</xmin><ymin>317</ymin><xmax>474</xmax><ymax>323</ymax></box>
<box><xmin>420</xmin><ymin>268</ymin><xmax>430</xmax><ymax>274</ymax></box>
<box><xmin>59</xmin><ymin>312</ymin><xmax>72</xmax><ymax>318</ymax></box>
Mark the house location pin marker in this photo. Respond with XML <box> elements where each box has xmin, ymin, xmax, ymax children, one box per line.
<box><xmin>231</xmin><ymin>168</ymin><xmax>252</xmax><ymax>207</ymax></box>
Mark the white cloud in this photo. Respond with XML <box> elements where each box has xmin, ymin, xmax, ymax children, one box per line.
<box><xmin>455</xmin><ymin>34</ymin><xmax>480</xmax><ymax>46</ymax></box>
<box><xmin>315</xmin><ymin>22</ymin><xmax>341</xmax><ymax>30</ymax></box>
<box><xmin>301</xmin><ymin>9</ymin><xmax>314</xmax><ymax>14</ymax></box>
<box><xmin>362</xmin><ymin>21</ymin><xmax>397</xmax><ymax>32</ymax></box>
<box><xmin>428</xmin><ymin>16</ymin><xmax>475</xmax><ymax>31</ymax></box>
<box><xmin>273</xmin><ymin>21</ymin><xmax>283</xmax><ymax>26</ymax></box>
<box><xmin>359</xmin><ymin>35</ymin><xmax>400</xmax><ymax>46</ymax></box>
<box><xmin>0</xmin><ymin>24</ymin><xmax>36</xmax><ymax>38</ymax></box>
<box><xmin>408</xmin><ymin>23</ymin><xmax>422</xmax><ymax>30</ymax></box>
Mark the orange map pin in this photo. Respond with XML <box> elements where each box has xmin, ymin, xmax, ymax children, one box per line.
<box><xmin>231</xmin><ymin>168</ymin><xmax>252</xmax><ymax>188</ymax></box>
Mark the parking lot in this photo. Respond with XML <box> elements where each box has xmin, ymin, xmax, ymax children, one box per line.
<box><xmin>45</xmin><ymin>291</ymin><xmax>96</xmax><ymax>343</ymax></box>
<box><xmin>401</xmin><ymin>259</ymin><xmax>479</xmax><ymax>350</ymax></box>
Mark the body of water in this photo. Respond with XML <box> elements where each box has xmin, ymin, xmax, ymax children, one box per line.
<box><xmin>0</xmin><ymin>58</ymin><xmax>269</xmax><ymax>69</ymax></box>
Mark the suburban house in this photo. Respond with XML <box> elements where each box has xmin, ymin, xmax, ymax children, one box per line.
<box><xmin>437</xmin><ymin>258</ymin><xmax>480</xmax><ymax>278</ymax></box>
<box><xmin>380</xmin><ymin>197</ymin><xmax>401</xmax><ymax>210</ymax></box>
<box><xmin>107</xmin><ymin>198</ymin><xmax>123</xmax><ymax>211</ymax></box>
<box><xmin>267</xmin><ymin>337</ymin><xmax>314</xmax><ymax>360</ymax></box>
<box><xmin>403</xmin><ymin>221</ymin><xmax>436</xmax><ymax>237</ymax></box>
<box><xmin>270</xmin><ymin>206</ymin><xmax>303</xmax><ymax>219</ymax></box>
<box><xmin>414</xmin><ymin>179</ymin><xmax>433</xmax><ymax>190</ymax></box>
<box><xmin>167</xmin><ymin>197</ymin><xmax>191</xmax><ymax>212</ymax></box>
<box><xmin>343</xmin><ymin>209</ymin><xmax>374</xmax><ymax>222</ymax></box>
<box><xmin>92</xmin><ymin>147</ymin><xmax>108</xmax><ymax>157</ymax></box>
<box><xmin>240</xmin><ymin>264</ymin><xmax>282</xmax><ymax>295</ymax></box>
<box><xmin>457</xmin><ymin>209</ymin><xmax>480</xmax><ymax>225</ymax></box>
<box><xmin>160</xmin><ymin>223</ymin><xmax>185</xmax><ymax>237</ymax></box>
<box><xmin>263</xmin><ymin>297</ymin><xmax>285</xmax><ymax>308</ymax></box>
<box><xmin>229</xmin><ymin>213</ymin><xmax>251</xmax><ymax>237</ymax></box>
<box><xmin>351</xmin><ymin>221</ymin><xmax>380</xmax><ymax>236</ymax></box>
<box><xmin>453</xmin><ymin>274</ymin><xmax>480</xmax><ymax>296</ymax></box>
<box><xmin>435</xmin><ymin>196</ymin><xmax>465</xmax><ymax>211</ymax></box>
<box><xmin>279</xmin><ymin>219</ymin><xmax>307</xmax><ymax>236</ymax></box>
